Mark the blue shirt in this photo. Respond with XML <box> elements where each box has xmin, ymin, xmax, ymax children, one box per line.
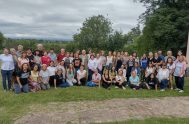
<box><xmin>140</xmin><ymin>58</ymin><xmax>148</xmax><ymax>69</ymax></box>
<box><xmin>129</xmin><ymin>76</ymin><xmax>140</xmax><ymax>85</ymax></box>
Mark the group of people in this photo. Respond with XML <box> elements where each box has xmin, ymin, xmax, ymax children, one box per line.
<box><xmin>0</xmin><ymin>44</ymin><xmax>187</xmax><ymax>94</ymax></box>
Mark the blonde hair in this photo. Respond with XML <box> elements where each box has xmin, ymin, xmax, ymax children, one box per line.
<box><xmin>18</xmin><ymin>45</ymin><xmax>23</xmax><ymax>50</ymax></box>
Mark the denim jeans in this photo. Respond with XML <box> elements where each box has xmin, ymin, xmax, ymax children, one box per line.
<box><xmin>1</xmin><ymin>70</ymin><xmax>13</xmax><ymax>90</ymax></box>
<box><xmin>59</xmin><ymin>82</ymin><xmax>70</xmax><ymax>88</ymax></box>
<box><xmin>14</xmin><ymin>83</ymin><xmax>29</xmax><ymax>94</ymax></box>
<box><xmin>86</xmin><ymin>81</ymin><xmax>97</xmax><ymax>87</ymax></box>
<box><xmin>160</xmin><ymin>79</ymin><xmax>169</xmax><ymax>90</ymax></box>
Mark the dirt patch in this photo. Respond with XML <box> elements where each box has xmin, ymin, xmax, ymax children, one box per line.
<box><xmin>14</xmin><ymin>97</ymin><xmax>189</xmax><ymax>124</ymax></box>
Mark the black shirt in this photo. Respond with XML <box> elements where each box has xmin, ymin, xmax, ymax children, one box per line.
<box><xmin>147</xmin><ymin>58</ymin><xmax>154</xmax><ymax>65</ymax></box>
<box><xmin>147</xmin><ymin>77</ymin><xmax>158</xmax><ymax>88</ymax></box>
<box><xmin>153</xmin><ymin>57</ymin><xmax>162</xmax><ymax>64</ymax></box>
<box><xmin>55</xmin><ymin>74</ymin><xmax>64</xmax><ymax>85</ymax></box>
<box><xmin>27</xmin><ymin>55</ymin><xmax>35</xmax><ymax>67</ymax></box>
<box><xmin>73</xmin><ymin>58</ymin><xmax>82</xmax><ymax>68</ymax></box>
<box><xmin>16</xmin><ymin>70</ymin><xmax>31</xmax><ymax>85</ymax></box>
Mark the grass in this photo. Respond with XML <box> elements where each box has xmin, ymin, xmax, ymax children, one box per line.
<box><xmin>98</xmin><ymin>118</ymin><xmax>189</xmax><ymax>124</ymax></box>
<box><xmin>0</xmin><ymin>78</ymin><xmax>189</xmax><ymax>124</ymax></box>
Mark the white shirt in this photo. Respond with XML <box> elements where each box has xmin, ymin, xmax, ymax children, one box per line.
<box><xmin>39</xmin><ymin>70</ymin><xmax>50</xmax><ymax>83</ymax></box>
<box><xmin>106</xmin><ymin>56</ymin><xmax>113</xmax><ymax>65</ymax></box>
<box><xmin>77</xmin><ymin>70</ymin><xmax>86</xmax><ymax>79</ymax></box>
<box><xmin>88</xmin><ymin>59</ymin><xmax>97</xmax><ymax>70</ymax></box>
<box><xmin>92</xmin><ymin>73</ymin><xmax>101</xmax><ymax>81</ymax></box>
<box><xmin>96</xmin><ymin>58</ymin><xmax>103</xmax><ymax>71</ymax></box>
<box><xmin>157</xmin><ymin>68</ymin><xmax>169</xmax><ymax>81</ymax></box>
<box><xmin>0</xmin><ymin>54</ymin><xmax>15</xmax><ymax>70</ymax></box>
<box><xmin>47</xmin><ymin>66</ymin><xmax>56</xmax><ymax>76</ymax></box>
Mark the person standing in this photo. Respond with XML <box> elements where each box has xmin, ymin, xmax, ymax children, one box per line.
<box><xmin>48</xmin><ymin>48</ymin><xmax>57</xmax><ymax>63</ymax></box>
<box><xmin>88</xmin><ymin>55</ymin><xmax>97</xmax><ymax>81</ymax></box>
<box><xmin>16</xmin><ymin>45</ymin><xmax>23</xmax><ymax>58</ymax></box>
<box><xmin>174</xmin><ymin>55</ymin><xmax>187</xmax><ymax>93</ymax></box>
<box><xmin>0</xmin><ymin>48</ymin><xmax>15</xmax><ymax>91</ymax></box>
<box><xmin>27</xmin><ymin>48</ymin><xmax>35</xmax><ymax>68</ymax></box>
<box><xmin>57</xmin><ymin>48</ymin><xmax>65</xmax><ymax>63</ymax></box>
<box><xmin>73</xmin><ymin>53</ymin><xmax>82</xmax><ymax>72</ymax></box>
<box><xmin>80</xmin><ymin>50</ymin><xmax>88</xmax><ymax>69</ymax></box>
<box><xmin>41</xmin><ymin>51</ymin><xmax>51</xmax><ymax>66</ymax></box>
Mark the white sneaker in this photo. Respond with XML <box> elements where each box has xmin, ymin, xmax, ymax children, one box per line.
<box><xmin>175</xmin><ymin>88</ymin><xmax>180</xmax><ymax>91</ymax></box>
<box><xmin>160</xmin><ymin>89</ymin><xmax>165</xmax><ymax>92</ymax></box>
<box><xmin>179</xmin><ymin>90</ymin><xmax>184</xmax><ymax>93</ymax></box>
<box><xmin>122</xmin><ymin>86</ymin><xmax>126</xmax><ymax>90</ymax></box>
<box><xmin>115</xmin><ymin>86</ymin><xmax>119</xmax><ymax>89</ymax></box>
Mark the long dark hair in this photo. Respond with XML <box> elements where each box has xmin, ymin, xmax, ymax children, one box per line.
<box><xmin>21</xmin><ymin>63</ymin><xmax>30</xmax><ymax>72</ymax></box>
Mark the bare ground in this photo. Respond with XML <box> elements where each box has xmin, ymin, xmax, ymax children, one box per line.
<box><xmin>14</xmin><ymin>97</ymin><xmax>189</xmax><ymax>124</ymax></box>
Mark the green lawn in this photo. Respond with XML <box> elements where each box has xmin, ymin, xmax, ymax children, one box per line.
<box><xmin>98</xmin><ymin>118</ymin><xmax>189</xmax><ymax>124</ymax></box>
<box><xmin>0</xmin><ymin>78</ymin><xmax>189</xmax><ymax>124</ymax></box>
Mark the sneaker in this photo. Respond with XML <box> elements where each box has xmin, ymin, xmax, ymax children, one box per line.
<box><xmin>160</xmin><ymin>89</ymin><xmax>165</xmax><ymax>92</ymax></box>
<box><xmin>175</xmin><ymin>88</ymin><xmax>180</xmax><ymax>91</ymax></box>
<box><xmin>122</xmin><ymin>86</ymin><xmax>126</xmax><ymax>90</ymax></box>
<box><xmin>115</xmin><ymin>86</ymin><xmax>119</xmax><ymax>89</ymax></box>
<box><xmin>171</xmin><ymin>88</ymin><xmax>173</xmax><ymax>90</ymax></box>
<box><xmin>133</xmin><ymin>88</ymin><xmax>136</xmax><ymax>90</ymax></box>
<box><xmin>179</xmin><ymin>90</ymin><xmax>184</xmax><ymax>93</ymax></box>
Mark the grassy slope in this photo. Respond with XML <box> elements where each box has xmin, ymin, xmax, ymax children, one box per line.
<box><xmin>0</xmin><ymin>78</ymin><xmax>189</xmax><ymax>124</ymax></box>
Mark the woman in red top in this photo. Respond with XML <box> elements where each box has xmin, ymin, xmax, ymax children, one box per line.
<box><xmin>57</xmin><ymin>48</ymin><xmax>65</xmax><ymax>62</ymax></box>
<box><xmin>41</xmin><ymin>51</ymin><xmax>51</xmax><ymax>66</ymax></box>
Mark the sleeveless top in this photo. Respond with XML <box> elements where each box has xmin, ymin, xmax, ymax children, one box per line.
<box><xmin>31</xmin><ymin>71</ymin><xmax>39</xmax><ymax>82</ymax></box>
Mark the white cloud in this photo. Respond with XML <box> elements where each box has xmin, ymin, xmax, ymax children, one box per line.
<box><xmin>0</xmin><ymin>0</ymin><xmax>146</xmax><ymax>40</ymax></box>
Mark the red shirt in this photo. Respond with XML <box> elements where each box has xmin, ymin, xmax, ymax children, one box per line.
<box><xmin>41</xmin><ymin>56</ymin><xmax>51</xmax><ymax>65</ymax></box>
<box><xmin>57</xmin><ymin>53</ymin><xmax>65</xmax><ymax>62</ymax></box>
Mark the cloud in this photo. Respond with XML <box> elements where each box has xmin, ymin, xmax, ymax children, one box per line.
<box><xmin>0</xmin><ymin>0</ymin><xmax>146</xmax><ymax>40</ymax></box>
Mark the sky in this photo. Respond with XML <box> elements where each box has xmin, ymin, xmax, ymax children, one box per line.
<box><xmin>0</xmin><ymin>0</ymin><xmax>146</xmax><ymax>40</ymax></box>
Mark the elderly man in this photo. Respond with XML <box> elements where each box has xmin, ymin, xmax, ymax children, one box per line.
<box><xmin>36</xmin><ymin>44</ymin><xmax>44</xmax><ymax>57</ymax></box>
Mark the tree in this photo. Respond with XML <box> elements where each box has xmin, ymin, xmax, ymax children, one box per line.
<box><xmin>74</xmin><ymin>15</ymin><xmax>113</xmax><ymax>50</ymax></box>
<box><xmin>0</xmin><ymin>32</ymin><xmax>5</xmax><ymax>48</ymax></box>
<box><xmin>136</xmin><ymin>0</ymin><xmax>189</xmax><ymax>55</ymax></box>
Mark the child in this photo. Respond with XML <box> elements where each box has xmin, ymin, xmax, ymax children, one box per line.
<box><xmin>39</xmin><ymin>64</ymin><xmax>50</xmax><ymax>90</ymax></box>
<box><xmin>47</xmin><ymin>61</ymin><xmax>57</xmax><ymax>86</ymax></box>
<box><xmin>29</xmin><ymin>64</ymin><xmax>41</xmax><ymax>92</ymax></box>
<box><xmin>14</xmin><ymin>63</ymin><xmax>31</xmax><ymax>94</ymax></box>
